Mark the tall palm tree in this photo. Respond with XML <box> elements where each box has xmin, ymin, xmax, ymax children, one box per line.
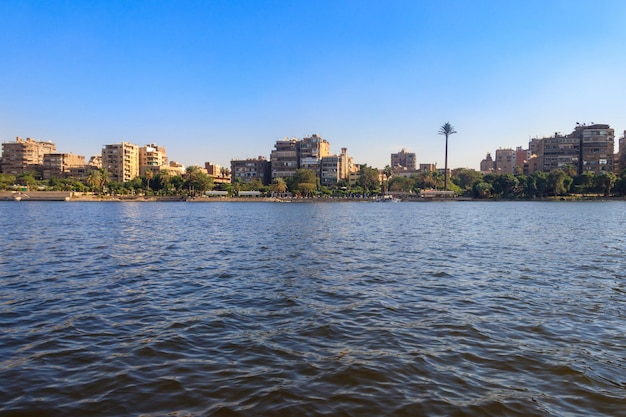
<box><xmin>438</xmin><ymin>122</ymin><xmax>457</xmax><ymax>190</ymax></box>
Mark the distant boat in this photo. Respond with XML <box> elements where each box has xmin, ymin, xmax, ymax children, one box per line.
<box><xmin>375</xmin><ymin>195</ymin><xmax>400</xmax><ymax>202</ymax></box>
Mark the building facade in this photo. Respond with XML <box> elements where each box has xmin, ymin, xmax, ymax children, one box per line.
<box><xmin>270</xmin><ymin>138</ymin><xmax>299</xmax><ymax>179</ymax></box>
<box><xmin>102</xmin><ymin>142</ymin><xmax>139</xmax><ymax>183</ymax></box>
<box><xmin>495</xmin><ymin>148</ymin><xmax>516</xmax><ymax>174</ymax></box>
<box><xmin>231</xmin><ymin>156</ymin><xmax>271</xmax><ymax>185</ymax></box>
<box><xmin>480</xmin><ymin>153</ymin><xmax>495</xmax><ymax>173</ymax></box>
<box><xmin>299</xmin><ymin>134</ymin><xmax>330</xmax><ymax>176</ymax></box>
<box><xmin>139</xmin><ymin>144</ymin><xmax>168</xmax><ymax>176</ymax></box>
<box><xmin>573</xmin><ymin>124</ymin><xmax>614</xmax><ymax>174</ymax></box>
<box><xmin>1</xmin><ymin>137</ymin><xmax>56</xmax><ymax>175</ymax></box>
<box><xmin>42</xmin><ymin>153</ymin><xmax>86</xmax><ymax>179</ymax></box>
<box><xmin>391</xmin><ymin>148</ymin><xmax>416</xmax><ymax>170</ymax></box>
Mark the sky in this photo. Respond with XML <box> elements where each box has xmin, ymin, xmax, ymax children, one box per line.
<box><xmin>1</xmin><ymin>0</ymin><xmax>625</xmax><ymax>171</ymax></box>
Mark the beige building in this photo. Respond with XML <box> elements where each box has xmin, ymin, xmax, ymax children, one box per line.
<box><xmin>495</xmin><ymin>148</ymin><xmax>516</xmax><ymax>174</ymax></box>
<box><xmin>139</xmin><ymin>144</ymin><xmax>168</xmax><ymax>176</ymax></box>
<box><xmin>299</xmin><ymin>134</ymin><xmax>331</xmax><ymax>175</ymax></box>
<box><xmin>102</xmin><ymin>142</ymin><xmax>139</xmax><ymax>183</ymax></box>
<box><xmin>1</xmin><ymin>137</ymin><xmax>56</xmax><ymax>175</ymax></box>
<box><xmin>480</xmin><ymin>153</ymin><xmax>495</xmax><ymax>173</ymax></box>
<box><xmin>42</xmin><ymin>153</ymin><xmax>86</xmax><ymax>179</ymax></box>
<box><xmin>320</xmin><ymin>148</ymin><xmax>354</xmax><ymax>186</ymax></box>
<box><xmin>391</xmin><ymin>148</ymin><xmax>416</xmax><ymax>170</ymax></box>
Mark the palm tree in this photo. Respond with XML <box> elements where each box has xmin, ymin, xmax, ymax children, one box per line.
<box><xmin>438</xmin><ymin>122</ymin><xmax>457</xmax><ymax>190</ymax></box>
<box><xmin>144</xmin><ymin>168</ymin><xmax>153</xmax><ymax>194</ymax></box>
<box><xmin>271</xmin><ymin>177</ymin><xmax>287</xmax><ymax>194</ymax></box>
<box><xmin>382</xmin><ymin>165</ymin><xmax>393</xmax><ymax>194</ymax></box>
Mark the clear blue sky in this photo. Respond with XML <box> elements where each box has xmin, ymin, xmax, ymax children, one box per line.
<box><xmin>1</xmin><ymin>0</ymin><xmax>625</xmax><ymax>170</ymax></box>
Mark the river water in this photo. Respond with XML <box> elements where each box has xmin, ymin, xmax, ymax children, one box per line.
<box><xmin>1</xmin><ymin>201</ymin><xmax>625</xmax><ymax>416</ymax></box>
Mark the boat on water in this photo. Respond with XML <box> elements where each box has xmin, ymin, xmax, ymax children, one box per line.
<box><xmin>375</xmin><ymin>195</ymin><xmax>401</xmax><ymax>202</ymax></box>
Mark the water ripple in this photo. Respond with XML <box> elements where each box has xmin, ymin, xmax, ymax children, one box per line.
<box><xmin>1</xmin><ymin>201</ymin><xmax>625</xmax><ymax>416</ymax></box>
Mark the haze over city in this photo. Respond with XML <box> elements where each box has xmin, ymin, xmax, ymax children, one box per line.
<box><xmin>1</xmin><ymin>0</ymin><xmax>625</xmax><ymax>170</ymax></box>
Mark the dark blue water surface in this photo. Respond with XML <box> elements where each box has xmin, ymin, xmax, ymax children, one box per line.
<box><xmin>1</xmin><ymin>201</ymin><xmax>625</xmax><ymax>416</ymax></box>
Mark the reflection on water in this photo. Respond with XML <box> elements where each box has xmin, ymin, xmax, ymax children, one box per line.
<box><xmin>1</xmin><ymin>201</ymin><xmax>625</xmax><ymax>416</ymax></box>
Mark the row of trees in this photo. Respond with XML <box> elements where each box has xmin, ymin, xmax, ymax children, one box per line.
<box><xmin>0</xmin><ymin>166</ymin><xmax>216</xmax><ymax>197</ymax></box>
<box><xmin>2</xmin><ymin>165</ymin><xmax>626</xmax><ymax>199</ymax></box>
<box><xmin>385</xmin><ymin>166</ymin><xmax>626</xmax><ymax>198</ymax></box>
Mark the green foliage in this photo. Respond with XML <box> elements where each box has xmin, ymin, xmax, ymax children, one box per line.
<box><xmin>388</xmin><ymin>176</ymin><xmax>414</xmax><ymax>192</ymax></box>
<box><xmin>357</xmin><ymin>165</ymin><xmax>380</xmax><ymax>194</ymax></box>
<box><xmin>287</xmin><ymin>169</ymin><xmax>318</xmax><ymax>196</ymax></box>
<box><xmin>547</xmin><ymin>169</ymin><xmax>570</xmax><ymax>196</ymax></box>
<box><xmin>451</xmin><ymin>168</ymin><xmax>482</xmax><ymax>192</ymax></box>
<box><xmin>0</xmin><ymin>173</ymin><xmax>16</xmax><ymax>190</ymax></box>
<box><xmin>183</xmin><ymin>166</ymin><xmax>213</xmax><ymax>196</ymax></box>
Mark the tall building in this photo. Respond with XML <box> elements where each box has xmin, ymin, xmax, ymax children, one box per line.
<box><xmin>391</xmin><ymin>148</ymin><xmax>416</xmax><ymax>170</ymax></box>
<box><xmin>618</xmin><ymin>132</ymin><xmax>626</xmax><ymax>173</ymax></box>
<box><xmin>231</xmin><ymin>156</ymin><xmax>271</xmax><ymax>185</ymax></box>
<box><xmin>102</xmin><ymin>142</ymin><xmax>139</xmax><ymax>183</ymax></box>
<box><xmin>205</xmin><ymin>162</ymin><xmax>231</xmax><ymax>184</ymax></box>
<box><xmin>270</xmin><ymin>138</ymin><xmax>299</xmax><ymax>179</ymax></box>
<box><xmin>139</xmin><ymin>144</ymin><xmax>168</xmax><ymax>175</ymax></box>
<box><xmin>320</xmin><ymin>148</ymin><xmax>354</xmax><ymax>186</ymax></box>
<box><xmin>42</xmin><ymin>153</ymin><xmax>86</xmax><ymax>179</ymax></box>
<box><xmin>535</xmin><ymin>133</ymin><xmax>578</xmax><ymax>172</ymax></box>
<box><xmin>1</xmin><ymin>137</ymin><xmax>56</xmax><ymax>175</ymax></box>
<box><xmin>536</xmin><ymin>124</ymin><xmax>614</xmax><ymax>174</ymax></box>
<box><xmin>495</xmin><ymin>148</ymin><xmax>516</xmax><ymax>174</ymax></box>
<box><xmin>299</xmin><ymin>134</ymin><xmax>331</xmax><ymax>176</ymax></box>
<box><xmin>571</xmin><ymin>124</ymin><xmax>614</xmax><ymax>174</ymax></box>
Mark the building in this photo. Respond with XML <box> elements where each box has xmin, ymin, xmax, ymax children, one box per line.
<box><xmin>299</xmin><ymin>134</ymin><xmax>330</xmax><ymax>176</ymax></box>
<box><xmin>419</xmin><ymin>163</ymin><xmax>437</xmax><ymax>172</ymax></box>
<box><xmin>480</xmin><ymin>153</ymin><xmax>495</xmax><ymax>173</ymax></box>
<box><xmin>529</xmin><ymin>124</ymin><xmax>615</xmax><ymax>174</ymax></box>
<box><xmin>167</xmin><ymin>161</ymin><xmax>185</xmax><ymax>176</ymax></box>
<box><xmin>320</xmin><ymin>148</ymin><xmax>356</xmax><ymax>186</ymax></box>
<box><xmin>270</xmin><ymin>138</ymin><xmax>299</xmax><ymax>179</ymax></box>
<box><xmin>42</xmin><ymin>153</ymin><xmax>86</xmax><ymax>179</ymax></box>
<box><xmin>101</xmin><ymin>142</ymin><xmax>139</xmax><ymax>183</ymax></box>
<box><xmin>495</xmin><ymin>148</ymin><xmax>516</xmax><ymax>174</ymax></box>
<box><xmin>139</xmin><ymin>144</ymin><xmax>168</xmax><ymax>176</ymax></box>
<box><xmin>231</xmin><ymin>156</ymin><xmax>271</xmax><ymax>185</ymax></box>
<box><xmin>572</xmin><ymin>124</ymin><xmax>614</xmax><ymax>174</ymax></box>
<box><xmin>205</xmin><ymin>162</ymin><xmax>231</xmax><ymax>184</ymax></box>
<box><xmin>515</xmin><ymin>146</ymin><xmax>528</xmax><ymax>173</ymax></box>
<box><xmin>618</xmin><ymin>132</ymin><xmax>626</xmax><ymax>173</ymax></box>
<box><xmin>1</xmin><ymin>137</ymin><xmax>56</xmax><ymax>175</ymax></box>
<box><xmin>391</xmin><ymin>148</ymin><xmax>416</xmax><ymax>170</ymax></box>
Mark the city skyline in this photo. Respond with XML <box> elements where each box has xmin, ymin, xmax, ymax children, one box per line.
<box><xmin>2</xmin><ymin>1</ymin><xmax>626</xmax><ymax>170</ymax></box>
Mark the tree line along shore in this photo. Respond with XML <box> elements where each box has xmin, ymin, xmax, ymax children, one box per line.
<box><xmin>1</xmin><ymin>164</ymin><xmax>626</xmax><ymax>200</ymax></box>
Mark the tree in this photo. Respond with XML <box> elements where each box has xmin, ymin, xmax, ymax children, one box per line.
<box><xmin>472</xmin><ymin>181</ymin><xmax>492</xmax><ymax>198</ymax></box>
<box><xmin>288</xmin><ymin>169</ymin><xmax>318</xmax><ymax>196</ymax></box>
<box><xmin>357</xmin><ymin>164</ymin><xmax>380</xmax><ymax>194</ymax></box>
<box><xmin>382</xmin><ymin>165</ymin><xmax>393</xmax><ymax>194</ymax></box>
<box><xmin>184</xmin><ymin>166</ymin><xmax>213</xmax><ymax>196</ymax></box>
<box><xmin>86</xmin><ymin>168</ymin><xmax>110</xmax><ymax>194</ymax></box>
<box><xmin>593</xmin><ymin>172</ymin><xmax>617</xmax><ymax>197</ymax></box>
<box><xmin>438</xmin><ymin>122</ymin><xmax>457</xmax><ymax>190</ymax></box>
<box><xmin>547</xmin><ymin>169</ymin><xmax>570</xmax><ymax>196</ymax></box>
<box><xmin>452</xmin><ymin>168</ymin><xmax>482</xmax><ymax>194</ymax></box>
<box><xmin>388</xmin><ymin>176</ymin><xmax>414</xmax><ymax>192</ymax></box>
<box><xmin>0</xmin><ymin>173</ymin><xmax>16</xmax><ymax>190</ymax></box>
<box><xmin>16</xmin><ymin>172</ymin><xmax>39</xmax><ymax>191</ymax></box>
<box><xmin>533</xmin><ymin>171</ymin><xmax>548</xmax><ymax>198</ymax></box>
<box><xmin>271</xmin><ymin>177</ymin><xmax>287</xmax><ymax>194</ymax></box>
<box><xmin>144</xmin><ymin>168</ymin><xmax>154</xmax><ymax>194</ymax></box>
